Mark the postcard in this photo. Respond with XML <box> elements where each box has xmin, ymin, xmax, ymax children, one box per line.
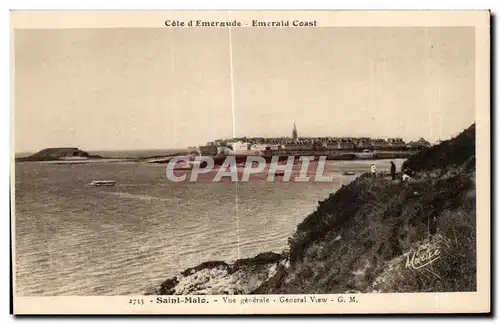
<box><xmin>10</xmin><ymin>10</ymin><xmax>490</xmax><ymax>315</ymax></box>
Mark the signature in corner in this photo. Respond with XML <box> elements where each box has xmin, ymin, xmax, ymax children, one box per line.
<box><xmin>405</xmin><ymin>245</ymin><xmax>441</xmax><ymax>270</ymax></box>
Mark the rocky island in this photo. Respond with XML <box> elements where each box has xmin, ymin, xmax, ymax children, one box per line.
<box><xmin>152</xmin><ymin>124</ymin><xmax>477</xmax><ymax>294</ymax></box>
<box><xmin>15</xmin><ymin>147</ymin><xmax>102</xmax><ymax>162</ymax></box>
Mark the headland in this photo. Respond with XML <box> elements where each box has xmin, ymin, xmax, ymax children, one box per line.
<box><xmin>152</xmin><ymin>124</ymin><xmax>476</xmax><ymax>294</ymax></box>
<box><xmin>15</xmin><ymin>147</ymin><xmax>102</xmax><ymax>162</ymax></box>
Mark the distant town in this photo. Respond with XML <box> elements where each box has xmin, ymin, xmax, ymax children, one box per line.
<box><xmin>16</xmin><ymin>123</ymin><xmax>433</xmax><ymax>163</ymax></box>
<box><xmin>190</xmin><ymin>123</ymin><xmax>432</xmax><ymax>157</ymax></box>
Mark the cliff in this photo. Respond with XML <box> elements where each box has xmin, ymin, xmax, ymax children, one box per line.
<box><xmin>154</xmin><ymin>125</ymin><xmax>476</xmax><ymax>294</ymax></box>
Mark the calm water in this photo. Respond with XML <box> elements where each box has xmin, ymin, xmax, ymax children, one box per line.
<box><xmin>14</xmin><ymin>158</ymin><xmax>404</xmax><ymax>296</ymax></box>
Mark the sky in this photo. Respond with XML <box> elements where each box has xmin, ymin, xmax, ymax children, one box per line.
<box><xmin>14</xmin><ymin>27</ymin><xmax>475</xmax><ymax>152</ymax></box>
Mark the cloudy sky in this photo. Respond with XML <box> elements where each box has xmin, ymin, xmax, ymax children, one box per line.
<box><xmin>14</xmin><ymin>27</ymin><xmax>475</xmax><ymax>152</ymax></box>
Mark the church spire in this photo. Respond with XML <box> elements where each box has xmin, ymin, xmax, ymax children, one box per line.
<box><xmin>292</xmin><ymin>122</ymin><xmax>298</xmax><ymax>140</ymax></box>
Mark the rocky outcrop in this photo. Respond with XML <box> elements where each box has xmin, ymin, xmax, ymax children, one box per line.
<box><xmin>16</xmin><ymin>147</ymin><xmax>102</xmax><ymax>161</ymax></box>
<box><xmin>153</xmin><ymin>125</ymin><xmax>476</xmax><ymax>295</ymax></box>
<box><xmin>153</xmin><ymin>252</ymin><xmax>285</xmax><ymax>295</ymax></box>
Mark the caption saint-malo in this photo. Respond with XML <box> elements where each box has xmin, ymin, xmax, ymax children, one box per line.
<box><xmin>155</xmin><ymin>295</ymin><xmax>357</xmax><ymax>305</ymax></box>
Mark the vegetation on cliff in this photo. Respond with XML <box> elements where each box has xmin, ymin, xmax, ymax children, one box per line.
<box><xmin>155</xmin><ymin>125</ymin><xmax>476</xmax><ymax>294</ymax></box>
<box><xmin>256</xmin><ymin>124</ymin><xmax>476</xmax><ymax>294</ymax></box>
<box><xmin>402</xmin><ymin>124</ymin><xmax>475</xmax><ymax>173</ymax></box>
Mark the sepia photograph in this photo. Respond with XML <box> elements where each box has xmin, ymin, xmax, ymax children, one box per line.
<box><xmin>10</xmin><ymin>10</ymin><xmax>490</xmax><ymax>314</ymax></box>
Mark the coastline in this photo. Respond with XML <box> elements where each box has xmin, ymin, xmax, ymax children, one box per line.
<box><xmin>148</xmin><ymin>252</ymin><xmax>286</xmax><ymax>295</ymax></box>
<box><xmin>15</xmin><ymin>150</ymin><xmax>415</xmax><ymax>164</ymax></box>
<box><xmin>151</xmin><ymin>125</ymin><xmax>476</xmax><ymax>295</ymax></box>
<box><xmin>16</xmin><ymin>158</ymin><xmax>140</xmax><ymax>164</ymax></box>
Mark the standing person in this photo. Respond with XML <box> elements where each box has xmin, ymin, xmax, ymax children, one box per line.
<box><xmin>390</xmin><ymin>161</ymin><xmax>396</xmax><ymax>181</ymax></box>
<box><xmin>370</xmin><ymin>163</ymin><xmax>377</xmax><ymax>179</ymax></box>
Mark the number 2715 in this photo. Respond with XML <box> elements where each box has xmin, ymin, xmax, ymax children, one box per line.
<box><xmin>129</xmin><ymin>298</ymin><xmax>144</xmax><ymax>305</ymax></box>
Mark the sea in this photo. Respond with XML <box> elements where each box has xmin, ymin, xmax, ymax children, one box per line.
<box><xmin>14</xmin><ymin>157</ymin><xmax>405</xmax><ymax>296</ymax></box>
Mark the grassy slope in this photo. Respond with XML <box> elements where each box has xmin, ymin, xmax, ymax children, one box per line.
<box><xmin>402</xmin><ymin>124</ymin><xmax>475</xmax><ymax>173</ymax></box>
<box><xmin>256</xmin><ymin>125</ymin><xmax>476</xmax><ymax>293</ymax></box>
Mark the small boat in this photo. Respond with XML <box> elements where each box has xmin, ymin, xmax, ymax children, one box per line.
<box><xmin>275</xmin><ymin>171</ymin><xmax>285</xmax><ymax>177</ymax></box>
<box><xmin>88</xmin><ymin>180</ymin><xmax>116</xmax><ymax>187</ymax></box>
<box><xmin>342</xmin><ymin>171</ymin><xmax>356</xmax><ymax>176</ymax></box>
